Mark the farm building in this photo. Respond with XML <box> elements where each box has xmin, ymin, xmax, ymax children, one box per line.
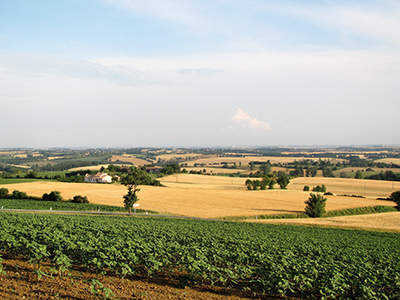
<box><xmin>84</xmin><ymin>172</ymin><xmax>112</xmax><ymax>183</ymax></box>
<box><xmin>145</xmin><ymin>166</ymin><xmax>162</xmax><ymax>174</ymax></box>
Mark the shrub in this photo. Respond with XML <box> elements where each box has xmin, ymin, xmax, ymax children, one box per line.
<box><xmin>389</xmin><ymin>191</ymin><xmax>400</xmax><ymax>208</ymax></box>
<box><xmin>303</xmin><ymin>185</ymin><xmax>310</xmax><ymax>192</ymax></box>
<box><xmin>0</xmin><ymin>188</ymin><xmax>8</xmax><ymax>198</ymax></box>
<box><xmin>305</xmin><ymin>193</ymin><xmax>327</xmax><ymax>218</ymax></box>
<box><xmin>312</xmin><ymin>185</ymin><xmax>326</xmax><ymax>193</ymax></box>
<box><xmin>10</xmin><ymin>190</ymin><xmax>28</xmax><ymax>199</ymax></box>
<box><xmin>42</xmin><ymin>191</ymin><xmax>63</xmax><ymax>202</ymax></box>
<box><xmin>71</xmin><ymin>195</ymin><xmax>89</xmax><ymax>204</ymax></box>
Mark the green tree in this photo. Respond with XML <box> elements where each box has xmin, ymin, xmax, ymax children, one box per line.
<box><xmin>0</xmin><ymin>188</ymin><xmax>8</xmax><ymax>198</ymax></box>
<box><xmin>355</xmin><ymin>170</ymin><xmax>363</xmax><ymax>179</ymax></box>
<box><xmin>249</xmin><ymin>162</ymin><xmax>255</xmax><ymax>170</ymax></box>
<box><xmin>304</xmin><ymin>193</ymin><xmax>327</xmax><ymax>218</ymax></box>
<box><xmin>26</xmin><ymin>171</ymin><xmax>38</xmax><ymax>178</ymax></box>
<box><xmin>71</xmin><ymin>195</ymin><xmax>89</xmax><ymax>203</ymax></box>
<box><xmin>259</xmin><ymin>163</ymin><xmax>271</xmax><ymax>175</ymax></box>
<box><xmin>121</xmin><ymin>167</ymin><xmax>156</xmax><ymax>213</ymax></box>
<box><xmin>42</xmin><ymin>191</ymin><xmax>62</xmax><ymax>202</ymax></box>
<box><xmin>303</xmin><ymin>185</ymin><xmax>310</xmax><ymax>191</ymax></box>
<box><xmin>245</xmin><ymin>179</ymin><xmax>253</xmax><ymax>190</ymax></box>
<box><xmin>277</xmin><ymin>174</ymin><xmax>290</xmax><ymax>189</ymax></box>
<box><xmin>389</xmin><ymin>191</ymin><xmax>400</xmax><ymax>208</ymax></box>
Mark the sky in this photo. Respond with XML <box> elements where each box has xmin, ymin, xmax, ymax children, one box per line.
<box><xmin>1</xmin><ymin>0</ymin><xmax>400</xmax><ymax>148</ymax></box>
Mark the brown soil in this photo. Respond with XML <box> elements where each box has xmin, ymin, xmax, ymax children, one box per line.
<box><xmin>0</xmin><ymin>258</ymin><xmax>275</xmax><ymax>300</ymax></box>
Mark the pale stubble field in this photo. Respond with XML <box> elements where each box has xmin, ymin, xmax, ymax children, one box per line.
<box><xmin>2</xmin><ymin>175</ymin><xmax>397</xmax><ymax>221</ymax></box>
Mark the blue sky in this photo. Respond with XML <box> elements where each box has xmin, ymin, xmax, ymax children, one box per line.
<box><xmin>1</xmin><ymin>0</ymin><xmax>399</xmax><ymax>148</ymax></box>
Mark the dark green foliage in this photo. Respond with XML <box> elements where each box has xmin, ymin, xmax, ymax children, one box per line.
<box><xmin>322</xmin><ymin>167</ymin><xmax>335</xmax><ymax>177</ymax></box>
<box><xmin>276</xmin><ymin>174</ymin><xmax>290</xmax><ymax>189</ymax></box>
<box><xmin>365</xmin><ymin>170</ymin><xmax>400</xmax><ymax>181</ymax></box>
<box><xmin>1</xmin><ymin>213</ymin><xmax>400</xmax><ymax>299</ymax></box>
<box><xmin>0</xmin><ymin>188</ymin><xmax>8</xmax><ymax>198</ymax></box>
<box><xmin>42</xmin><ymin>191</ymin><xmax>63</xmax><ymax>202</ymax></box>
<box><xmin>71</xmin><ymin>195</ymin><xmax>89</xmax><ymax>204</ymax></box>
<box><xmin>389</xmin><ymin>191</ymin><xmax>400</xmax><ymax>208</ymax></box>
<box><xmin>304</xmin><ymin>193</ymin><xmax>327</xmax><ymax>218</ymax></box>
<box><xmin>259</xmin><ymin>163</ymin><xmax>271</xmax><ymax>175</ymax></box>
<box><xmin>355</xmin><ymin>170</ymin><xmax>363</xmax><ymax>179</ymax></box>
<box><xmin>25</xmin><ymin>171</ymin><xmax>38</xmax><ymax>178</ymax></box>
<box><xmin>312</xmin><ymin>184</ymin><xmax>326</xmax><ymax>193</ymax></box>
<box><xmin>9</xmin><ymin>190</ymin><xmax>28</xmax><ymax>199</ymax></box>
<box><xmin>303</xmin><ymin>185</ymin><xmax>310</xmax><ymax>191</ymax></box>
<box><xmin>161</xmin><ymin>163</ymin><xmax>181</xmax><ymax>175</ymax></box>
<box><xmin>121</xmin><ymin>167</ymin><xmax>161</xmax><ymax>213</ymax></box>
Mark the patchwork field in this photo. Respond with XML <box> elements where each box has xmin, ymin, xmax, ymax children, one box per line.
<box><xmin>1</xmin><ymin>175</ymin><xmax>396</xmax><ymax>219</ymax></box>
<box><xmin>186</xmin><ymin>155</ymin><xmax>344</xmax><ymax>166</ymax></box>
<box><xmin>374</xmin><ymin>158</ymin><xmax>400</xmax><ymax>164</ymax></box>
<box><xmin>109</xmin><ymin>155</ymin><xmax>150</xmax><ymax>166</ymax></box>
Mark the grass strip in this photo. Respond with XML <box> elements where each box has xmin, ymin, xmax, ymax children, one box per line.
<box><xmin>221</xmin><ymin>205</ymin><xmax>398</xmax><ymax>221</ymax></box>
<box><xmin>0</xmin><ymin>198</ymin><xmax>156</xmax><ymax>214</ymax></box>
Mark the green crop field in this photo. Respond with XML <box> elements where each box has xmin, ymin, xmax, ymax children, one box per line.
<box><xmin>1</xmin><ymin>212</ymin><xmax>399</xmax><ymax>299</ymax></box>
<box><xmin>0</xmin><ymin>178</ymin><xmax>47</xmax><ymax>185</ymax></box>
<box><xmin>0</xmin><ymin>199</ymin><xmax>135</xmax><ymax>213</ymax></box>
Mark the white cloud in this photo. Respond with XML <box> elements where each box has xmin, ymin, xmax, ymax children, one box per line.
<box><xmin>232</xmin><ymin>109</ymin><xmax>271</xmax><ymax>130</ymax></box>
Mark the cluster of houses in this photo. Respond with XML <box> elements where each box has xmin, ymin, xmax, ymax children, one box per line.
<box><xmin>83</xmin><ymin>166</ymin><xmax>163</xmax><ymax>184</ymax></box>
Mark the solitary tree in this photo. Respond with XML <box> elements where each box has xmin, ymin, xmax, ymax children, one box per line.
<box><xmin>305</xmin><ymin>193</ymin><xmax>327</xmax><ymax>218</ymax></box>
<box><xmin>389</xmin><ymin>191</ymin><xmax>400</xmax><ymax>209</ymax></box>
<box><xmin>355</xmin><ymin>170</ymin><xmax>363</xmax><ymax>179</ymax></box>
<box><xmin>277</xmin><ymin>174</ymin><xmax>290</xmax><ymax>189</ymax></box>
<box><xmin>0</xmin><ymin>188</ymin><xmax>8</xmax><ymax>198</ymax></box>
<box><xmin>121</xmin><ymin>167</ymin><xmax>156</xmax><ymax>213</ymax></box>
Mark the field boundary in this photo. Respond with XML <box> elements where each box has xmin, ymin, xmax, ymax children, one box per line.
<box><xmin>0</xmin><ymin>208</ymin><xmax>225</xmax><ymax>222</ymax></box>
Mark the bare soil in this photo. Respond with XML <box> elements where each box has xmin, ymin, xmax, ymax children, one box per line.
<box><xmin>0</xmin><ymin>257</ymin><xmax>275</xmax><ymax>300</ymax></box>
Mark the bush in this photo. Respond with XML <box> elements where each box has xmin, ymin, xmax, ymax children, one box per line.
<box><xmin>9</xmin><ymin>190</ymin><xmax>28</xmax><ymax>199</ymax></box>
<box><xmin>389</xmin><ymin>191</ymin><xmax>400</xmax><ymax>208</ymax></box>
<box><xmin>305</xmin><ymin>193</ymin><xmax>327</xmax><ymax>218</ymax></box>
<box><xmin>0</xmin><ymin>188</ymin><xmax>8</xmax><ymax>198</ymax></box>
<box><xmin>303</xmin><ymin>185</ymin><xmax>310</xmax><ymax>191</ymax></box>
<box><xmin>42</xmin><ymin>191</ymin><xmax>63</xmax><ymax>202</ymax></box>
<box><xmin>312</xmin><ymin>185</ymin><xmax>326</xmax><ymax>193</ymax></box>
<box><xmin>70</xmin><ymin>195</ymin><xmax>89</xmax><ymax>204</ymax></box>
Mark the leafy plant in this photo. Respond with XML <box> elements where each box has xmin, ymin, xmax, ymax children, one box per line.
<box><xmin>304</xmin><ymin>193</ymin><xmax>327</xmax><ymax>217</ymax></box>
<box><xmin>389</xmin><ymin>191</ymin><xmax>400</xmax><ymax>208</ymax></box>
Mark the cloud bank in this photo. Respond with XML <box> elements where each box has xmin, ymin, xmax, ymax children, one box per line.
<box><xmin>233</xmin><ymin>109</ymin><xmax>271</xmax><ymax>131</ymax></box>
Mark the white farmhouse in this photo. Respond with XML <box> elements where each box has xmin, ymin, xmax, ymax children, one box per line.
<box><xmin>84</xmin><ymin>172</ymin><xmax>113</xmax><ymax>183</ymax></box>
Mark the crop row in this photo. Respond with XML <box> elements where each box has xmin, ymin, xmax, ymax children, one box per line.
<box><xmin>0</xmin><ymin>198</ymin><xmax>142</xmax><ymax>213</ymax></box>
<box><xmin>0</xmin><ymin>212</ymin><xmax>399</xmax><ymax>299</ymax></box>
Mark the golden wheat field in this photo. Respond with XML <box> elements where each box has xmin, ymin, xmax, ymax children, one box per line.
<box><xmin>256</xmin><ymin>212</ymin><xmax>400</xmax><ymax>232</ymax></box>
<box><xmin>109</xmin><ymin>155</ymin><xmax>150</xmax><ymax>166</ymax></box>
<box><xmin>1</xmin><ymin>175</ymin><xmax>396</xmax><ymax>220</ymax></box>
<box><xmin>187</xmin><ymin>155</ymin><xmax>344</xmax><ymax>167</ymax></box>
<box><xmin>374</xmin><ymin>158</ymin><xmax>400</xmax><ymax>165</ymax></box>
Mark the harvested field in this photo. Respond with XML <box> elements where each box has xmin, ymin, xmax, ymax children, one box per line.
<box><xmin>288</xmin><ymin>177</ymin><xmax>399</xmax><ymax>198</ymax></box>
<box><xmin>334</xmin><ymin>167</ymin><xmax>400</xmax><ymax>173</ymax></box>
<box><xmin>185</xmin><ymin>167</ymin><xmax>244</xmax><ymax>174</ymax></box>
<box><xmin>109</xmin><ymin>155</ymin><xmax>150</xmax><ymax>166</ymax></box>
<box><xmin>188</xmin><ymin>156</ymin><xmax>344</xmax><ymax>166</ymax></box>
<box><xmin>68</xmin><ymin>164</ymin><xmax>109</xmax><ymax>171</ymax></box>
<box><xmin>255</xmin><ymin>212</ymin><xmax>400</xmax><ymax>232</ymax></box>
<box><xmin>1</xmin><ymin>175</ymin><xmax>396</xmax><ymax>219</ymax></box>
<box><xmin>374</xmin><ymin>158</ymin><xmax>400</xmax><ymax>165</ymax></box>
<box><xmin>155</xmin><ymin>153</ymin><xmax>203</xmax><ymax>161</ymax></box>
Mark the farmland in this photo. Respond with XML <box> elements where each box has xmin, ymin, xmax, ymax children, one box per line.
<box><xmin>1</xmin><ymin>213</ymin><xmax>400</xmax><ymax>299</ymax></box>
<box><xmin>1</xmin><ymin>147</ymin><xmax>400</xmax><ymax>299</ymax></box>
<box><xmin>0</xmin><ymin>175</ymin><xmax>396</xmax><ymax>219</ymax></box>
